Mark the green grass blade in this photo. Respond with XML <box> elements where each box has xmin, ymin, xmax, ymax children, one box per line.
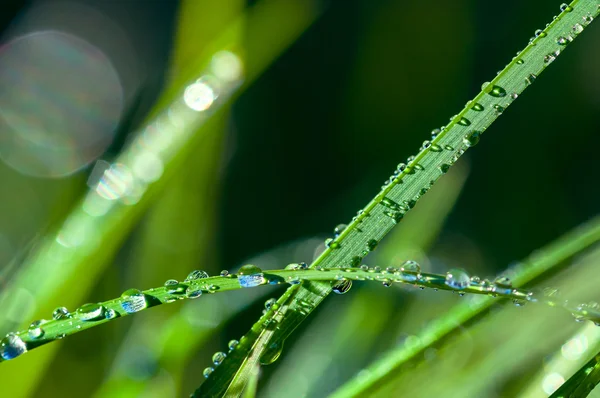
<box><xmin>198</xmin><ymin>0</ymin><xmax>600</xmax><ymax>395</ymax></box>
<box><xmin>329</xmin><ymin>214</ymin><xmax>600</xmax><ymax>397</ymax></box>
<box><xmin>550</xmin><ymin>347</ymin><xmax>600</xmax><ymax>397</ymax></box>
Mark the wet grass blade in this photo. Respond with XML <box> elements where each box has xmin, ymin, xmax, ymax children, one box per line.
<box><xmin>198</xmin><ymin>0</ymin><xmax>600</xmax><ymax>395</ymax></box>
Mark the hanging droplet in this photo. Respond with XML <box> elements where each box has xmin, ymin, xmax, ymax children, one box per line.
<box><xmin>325</xmin><ymin>238</ymin><xmax>340</xmax><ymax>249</ymax></box>
<box><xmin>185</xmin><ymin>270</ymin><xmax>209</xmax><ymax>282</ymax></box>
<box><xmin>332</xmin><ymin>278</ymin><xmax>352</xmax><ymax>294</ymax></box>
<box><xmin>76</xmin><ymin>303</ymin><xmax>107</xmax><ymax>321</ymax></box>
<box><xmin>228</xmin><ymin>339</ymin><xmax>239</xmax><ymax>351</ymax></box>
<box><xmin>488</xmin><ymin>85</ymin><xmax>507</xmax><ymax>97</ymax></box>
<box><xmin>471</xmin><ymin>103</ymin><xmax>484</xmax><ymax>111</ymax></box>
<box><xmin>203</xmin><ymin>367</ymin><xmax>214</xmax><ymax>378</ymax></box>
<box><xmin>260</xmin><ymin>341</ymin><xmax>284</xmax><ymax>365</ymax></box>
<box><xmin>212</xmin><ymin>351</ymin><xmax>226</xmax><ymax>366</ymax></box>
<box><xmin>439</xmin><ymin>163</ymin><xmax>450</xmax><ymax>174</ymax></box>
<box><xmin>0</xmin><ymin>333</ymin><xmax>28</xmax><ymax>360</ymax></box>
<box><xmin>333</xmin><ymin>224</ymin><xmax>347</xmax><ymax>237</ymax></box>
<box><xmin>559</xmin><ymin>3</ymin><xmax>573</xmax><ymax>12</ymax></box>
<box><xmin>120</xmin><ymin>289</ymin><xmax>148</xmax><ymax>314</ymax></box>
<box><xmin>52</xmin><ymin>307</ymin><xmax>71</xmax><ymax>320</ymax></box>
<box><xmin>185</xmin><ymin>285</ymin><xmax>203</xmax><ymax>299</ymax></box>
<box><xmin>400</xmin><ymin>260</ymin><xmax>421</xmax><ymax>282</ymax></box>
<box><xmin>237</xmin><ymin>264</ymin><xmax>266</xmax><ymax>288</ymax></box>
<box><xmin>264</xmin><ymin>298</ymin><xmax>278</xmax><ymax>310</ymax></box>
<box><xmin>463</xmin><ymin>131</ymin><xmax>481</xmax><ymax>148</ymax></box>
<box><xmin>445</xmin><ymin>269</ymin><xmax>471</xmax><ymax>290</ymax></box>
<box><xmin>366</xmin><ymin>239</ymin><xmax>378</xmax><ymax>251</ymax></box>
<box><xmin>28</xmin><ymin>320</ymin><xmax>47</xmax><ymax>339</ymax></box>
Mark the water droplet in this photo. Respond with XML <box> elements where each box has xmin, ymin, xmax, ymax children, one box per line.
<box><xmin>583</xmin><ymin>15</ymin><xmax>594</xmax><ymax>24</ymax></box>
<box><xmin>260</xmin><ymin>341</ymin><xmax>284</xmax><ymax>365</ymax></box>
<box><xmin>544</xmin><ymin>50</ymin><xmax>560</xmax><ymax>63</ymax></box>
<box><xmin>325</xmin><ymin>238</ymin><xmax>340</xmax><ymax>249</ymax></box>
<box><xmin>185</xmin><ymin>270</ymin><xmax>209</xmax><ymax>282</ymax></box>
<box><xmin>463</xmin><ymin>131</ymin><xmax>481</xmax><ymax>148</ymax></box>
<box><xmin>445</xmin><ymin>269</ymin><xmax>471</xmax><ymax>290</ymax></box>
<box><xmin>334</xmin><ymin>224</ymin><xmax>347</xmax><ymax>237</ymax></box>
<box><xmin>120</xmin><ymin>289</ymin><xmax>148</xmax><ymax>314</ymax></box>
<box><xmin>166</xmin><ymin>282</ymin><xmax>187</xmax><ymax>295</ymax></box>
<box><xmin>444</xmin><ymin>144</ymin><xmax>454</xmax><ymax>151</ymax></box>
<box><xmin>439</xmin><ymin>163</ymin><xmax>450</xmax><ymax>174</ymax></box>
<box><xmin>203</xmin><ymin>367</ymin><xmax>214</xmax><ymax>378</ymax></box>
<box><xmin>488</xmin><ymin>85</ymin><xmax>507</xmax><ymax>97</ymax></box>
<box><xmin>400</xmin><ymin>260</ymin><xmax>421</xmax><ymax>282</ymax></box>
<box><xmin>516</xmin><ymin>59</ymin><xmax>524</xmax><ymax>65</ymax></box>
<box><xmin>265</xmin><ymin>298</ymin><xmax>278</xmax><ymax>310</ymax></box>
<box><xmin>52</xmin><ymin>307</ymin><xmax>71</xmax><ymax>320</ymax></box>
<box><xmin>471</xmin><ymin>103</ymin><xmax>484</xmax><ymax>111</ymax></box>
<box><xmin>481</xmin><ymin>81</ymin><xmax>490</xmax><ymax>90</ymax></box>
<box><xmin>228</xmin><ymin>339</ymin><xmax>239</xmax><ymax>351</ymax></box>
<box><xmin>572</xmin><ymin>23</ymin><xmax>584</xmax><ymax>34</ymax></box>
<box><xmin>105</xmin><ymin>308</ymin><xmax>117</xmax><ymax>319</ymax></box>
<box><xmin>237</xmin><ymin>264</ymin><xmax>265</xmax><ymax>288</ymax></box>
<box><xmin>494</xmin><ymin>276</ymin><xmax>512</xmax><ymax>288</ymax></box>
<box><xmin>430</xmin><ymin>144</ymin><xmax>443</xmax><ymax>152</ymax></box>
<box><xmin>28</xmin><ymin>320</ymin><xmax>47</xmax><ymax>339</ymax></box>
<box><xmin>430</xmin><ymin>128</ymin><xmax>441</xmax><ymax>139</ymax></box>
<box><xmin>493</xmin><ymin>104</ymin><xmax>505</xmax><ymax>113</ymax></box>
<box><xmin>0</xmin><ymin>333</ymin><xmax>27</xmax><ymax>360</ymax></box>
<box><xmin>185</xmin><ymin>285</ymin><xmax>203</xmax><ymax>299</ymax></box>
<box><xmin>212</xmin><ymin>351</ymin><xmax>226</xmax><ymax>366</ymax></box>
<box><xmin>332</xmin><ymin>278</ymin><xmax>352</xmax><ymax>294</ymax></box>
<box><xmin>560</xmin><ymin>3</ymin><xmax>573</xmax><ymax>12</ymax></box>
<box><xmin>556</xmin><ymin>36</ymin><xmax>568</xmax><ymax>45</ymax></box>
<box><xmin>366</xmin><ymin>239</ymin><xmax>378</xmax><ymax>252</ymax></box>
<box><xmin>535</xmin><ymin>29</ymin><xmax>547</xmax><ymax>38</ymax></box>
<box><xmin>76</xmin><ymin>303</ymin><xmax>107</xmax><ymax>321</ymax></box>
<box><xmin>457</xmin><ymin>117</ymin><xmax>471</xmax><ymax>126</ymax></box>
<box><xmin>421</xmin><ymin>140</ymin><xmax>431</xmax><ymax>150</ymax></box>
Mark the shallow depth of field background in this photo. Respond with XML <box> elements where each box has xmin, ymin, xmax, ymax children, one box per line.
<box><xmin>0</xmin><ymin>0</ymin><xmax>599</xmax><ymax>397</ymax></box>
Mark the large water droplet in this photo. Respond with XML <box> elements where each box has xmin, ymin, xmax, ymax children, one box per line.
<box><xmin>332</xmin><ymin>278</ymin><xmax>352</xmax><ymax>294</ymax></box>
<box><xmin>203</xmin><ymin>367</ymin><xmax>214</xmax><ymax>378</ymax></box>
<box><xmin>212</xmin><ymin>351</ymin><xmax>226</xmax><ymax>366</ymax></box>
<box><xmin>488</xmin><ymin>85</ymin><xmax>507</xmax><ymax>97</ymax></box>
<box><xmin>260</xmin><ymin>341</ymin><xmax>284</xmax><ymax>365</ymax></box>
<box><xmin>0</xmin><ymin>334</ymin><xmax>28</xmax><ymax>360</ymax></box>
<box><xmin>560</xmin><ymin>3</ymin><xmax>573</xmax><ymax>12</ymax></box>
<box><xmin>237</xmin><ymin>264</ymin><xmax>265</xmax><ymax>288</ymax></box>
<box><xmin>28</xmin><ymin>320</ymin><xmax>47</xmax><ymax>339</ymax></box>
<box><xmin>185</xmin><ymin>270</ymin><xmax>209</xmax><ymax>282</ymax></box>
<box><xmin>334</xmin><ymin>224</ymin><xmax>347</xmax><ymax>237</ymax></box>
<box><xmin>120</xmin><ymin>289</ymin><xmax>148</xmax><ymax>314</ymax></box>
<box><xmin>400</xmin><ymin>260</ymin><xmax>421</xmax><ymax>282</ymax></box>
<box><xmin>471</xmin><ymin>103</ymin><xmax>484</xmax><ymax>111</ymax></box>
<box><xmin>439</xmin><ymin>163</ymin><xmax>450</xmax><ymax>174</ymax></box>
<box><xmin>572</xmin><ymin>23</ymin><xmax>584</xmax><ymax>34</ymax></box>
<box><xmin>52</xmin><ymin>307</ymin><xmax>71</xmax><ymax>320</ymax></box>
<box><xmin>228</xmin><ymin>339</ymin><xmax>239</xmax><ymax>351</ymax></box>
<box><xmin>165</xmin><ymin>281</ymin><xmax>187</xmax><ymax>295</ymax></box>
<box><xmin>366</xmin><ymin>239</ymin><xmax>378</xmax><ymax>251</ymax></box>
<box><xmin>463</xmin><ymin>131</ymin><xmax>481</xmax><ymax>148</ymax></box>
<box><xmin>76</xmin><ymin>303</ymin><xmax>107</xmax><ymax>321</ymax></box>
<box><xmin>445</xmin><ymin>269</ymin><xmax>471</xmax><ymax>290</ymax></box>
<box><xmin>185</xmin><ymin>285</ymin><xmax>203</xmax><ymax>299</ymax></box>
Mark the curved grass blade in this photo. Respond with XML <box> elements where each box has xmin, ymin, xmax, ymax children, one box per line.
<box><xmin>330</xmin><ymin>214</ymin><xmax>600</xmax><ymax>398</ymax></box>
<box><xmin>550</xmin><ymin>348</ymin><xmax>600</xmax><ymax>397</ymax></box>
<box><xmin>198</xmin><ymin>0</ymin><xmax>600</xmax><ymax>395</ymax></box>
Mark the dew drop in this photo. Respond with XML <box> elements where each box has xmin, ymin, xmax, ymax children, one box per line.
<box><xmin>439</xmin><ymin>163</ymin><xmax>450</xmax><ymax>174</ymax></box>
<box><xmin>260</xmin><ymin>341</ymin><xmax>284</xmax><ymax>365</ymax></box>
<box><xmin>332</xmin><ymin>278</ymin><xmax>352</xmax><ymax>294</ymax></box>
<box><xmin>228</xmin><ymin>339</ymin><xmax>239</xmax><ymax>351</ymax></box>
<box><xmin>400</xmin><ymin>260</ymin><xmax>421</xmax><ymax>282</ymax></box>
<box><xmin>572</xmin><ymin>23</ymin><xmax>584</xmax><ymax>34</ymax></box>
<box><xmin>526</xmin><ymin>74</ymin><xmax>537</xmax><ymax>85</ymax></box>
<box><xmin>203</xmin><ymin>367</ymin><xmax>214</xmax><ymax>378</ymax></box>
<box><xmin>556</xmin><ymin>36</ymin><xmax>568</xmax><ymax>45</ymax></box>
<box><xmin>325</xmin><ymin>238</ymin><xmax>340</xmax><ymax>249</ymax></box>
<box><xmin>185</xmin><ymin>270</ymin><xmax>209</xmax><ymax>282</ymax></box>
<box><xmin>583</xmin><ymin>15</ymin><xmax>594</xmax><ymax>24</ymax></box>
<box><xmin>481</xmin><ymin>81</ymin><xmax>490</xmax><ymax>90</ymax></box>
<box><xmin>105</xmin><ymin>308</ymin><xmax>117</xmax><ymax>319</ymax></box>
<box><xmin>488</xmin><ymin>85</ymin><xmax>507</xmax><ymax>97</ymax></box>
<box><xmin>52</xmin><ymin>307</ymin><xmax>71</xmax><ymax>320</ymax></box>
<box><xmin>120</xmin><ymin>289</ymin><xmax>148</xmax><ymax>314</ymax></box>
<box><xmin>516</xmin><ymin>59</ymin><xmax>524</xmax><ymax>65</ymax></box>
<box><xmin>445</xmin><ymin>269</ymin><xmax>471</xmax><ymax>290</ymax></box>
<box><xmin>463</xmin><ymin>131</ymin><xmax>481</xmax><ymax>148</ymax></box>
<box><xmin>471</xmin><ymin>103</ymin><xmax>484</xmax><ymax>111</ymax></box>
<box><xmin>185</xmin><ymin>285</ymin><xmax>203</xmax><ymax>299</ymax></box>
<box><xmin>493</xmin><ymin>104</ymin><xmax>505</xmax><ymax>114</ymax></box>
<box><xmin>212</xmin><ymin>351</ymin><xmax>226</xmax><ymax>366</ymax></box>
<box><xmin>76</xmin><ymin>303</ymin><xmax>107</xmax><ymax>321</ymax></box>
<box><xmin>0</xmin><ymin>333</ymin><xmax>27</xmax><ymax>360</ymax></box>
<box><xmin>28</xmin><ymin>320</ymin><xmax>47</xmax><ymax>339</ymax></box>
<box><xmin>366</xmin><ymin>239</ymin><xmax>378</xmax><ymax>251</ymax></box>
<box><xmin>333</xmin><ymin>224</ymin><xmax>347</xmax><ymax>237</ymax></box>
<box><xmin>560</xmin><ymin>3</ymin><xmax>573</xmax><ymax>12</ymax></box>
<box><xmin>535</xmin><ymin>29</ymin><xmax>547</xmax><ymax>38</ymax></box>
<box><xmin>430</xmin><ymin>128</ymin><xmax>441</xmax><ymax>139</ymax></box>
<box><xmin>430</xmin><ymin>144</ymin><xmax>443</xmax><ymax>152</ymax></box>
<box><xmin>237</xmin><ymin>264</ymin><xmax>265</xmax><ymax>288</ymax></box>
<box><xmin>494</xmin><ymin>276</ymin><xmax>512</xmax><ymax>288</ymax></box>
<box><xmin>264</xmin><ymin>298</ymin><xmax>278</xmax><ymax>311</ymax></box>
<box><xmin>458</xmin><ymin>117</ymin><xmax>471</xmax><ymax>126</ymax></box>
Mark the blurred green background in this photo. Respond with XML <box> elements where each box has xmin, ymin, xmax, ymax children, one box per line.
<box><xmin>0</xmin><ymin>0</ymin><xmax>599</xmax><ymax>397</ymax></box>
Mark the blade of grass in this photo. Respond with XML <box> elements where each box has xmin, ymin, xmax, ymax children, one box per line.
<box><xmin>330</xmin><ymin>214</ymin><xmax>600</xmax><ymax>397</ymax></box>
<box><xmin>197</xmin><ymin>0</ymin><xmax>600</xmax><ymax>395</ymax></box>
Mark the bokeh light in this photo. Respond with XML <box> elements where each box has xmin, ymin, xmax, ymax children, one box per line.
<box><xmin>0</xmin><ymin>30</ymin><xmax>123</xmax><ymax>178</ymax></box>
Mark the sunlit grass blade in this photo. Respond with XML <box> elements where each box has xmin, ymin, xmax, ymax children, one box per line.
<box><xmin>202</xmin><ymin>0</ymin><xmax>600</xmax><ymax>394</ymax></box>
<box><xmin>330</xmin><ymin>214</ymin><xmax>600</xmax><ymax>397</ymax></box>
<box><xmin>550</xmin><ymin>344</ymin><xmax>600</xmax><ymax>397</ymax></box>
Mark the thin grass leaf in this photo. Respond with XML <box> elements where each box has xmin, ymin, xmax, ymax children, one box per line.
<box><xmin>198</xmin><ymin>0</ymin><xmax>600</xmax><ymax>394</ymax></box>
<box><xmin>330</xmin><ymin>214</ymin><xmax>600</xmax><ymax>397</ymax></box>
<box><xmin>551</xmin><ymin>345</ymin><xmax>600</xmax><ymax>397</ymax></box>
